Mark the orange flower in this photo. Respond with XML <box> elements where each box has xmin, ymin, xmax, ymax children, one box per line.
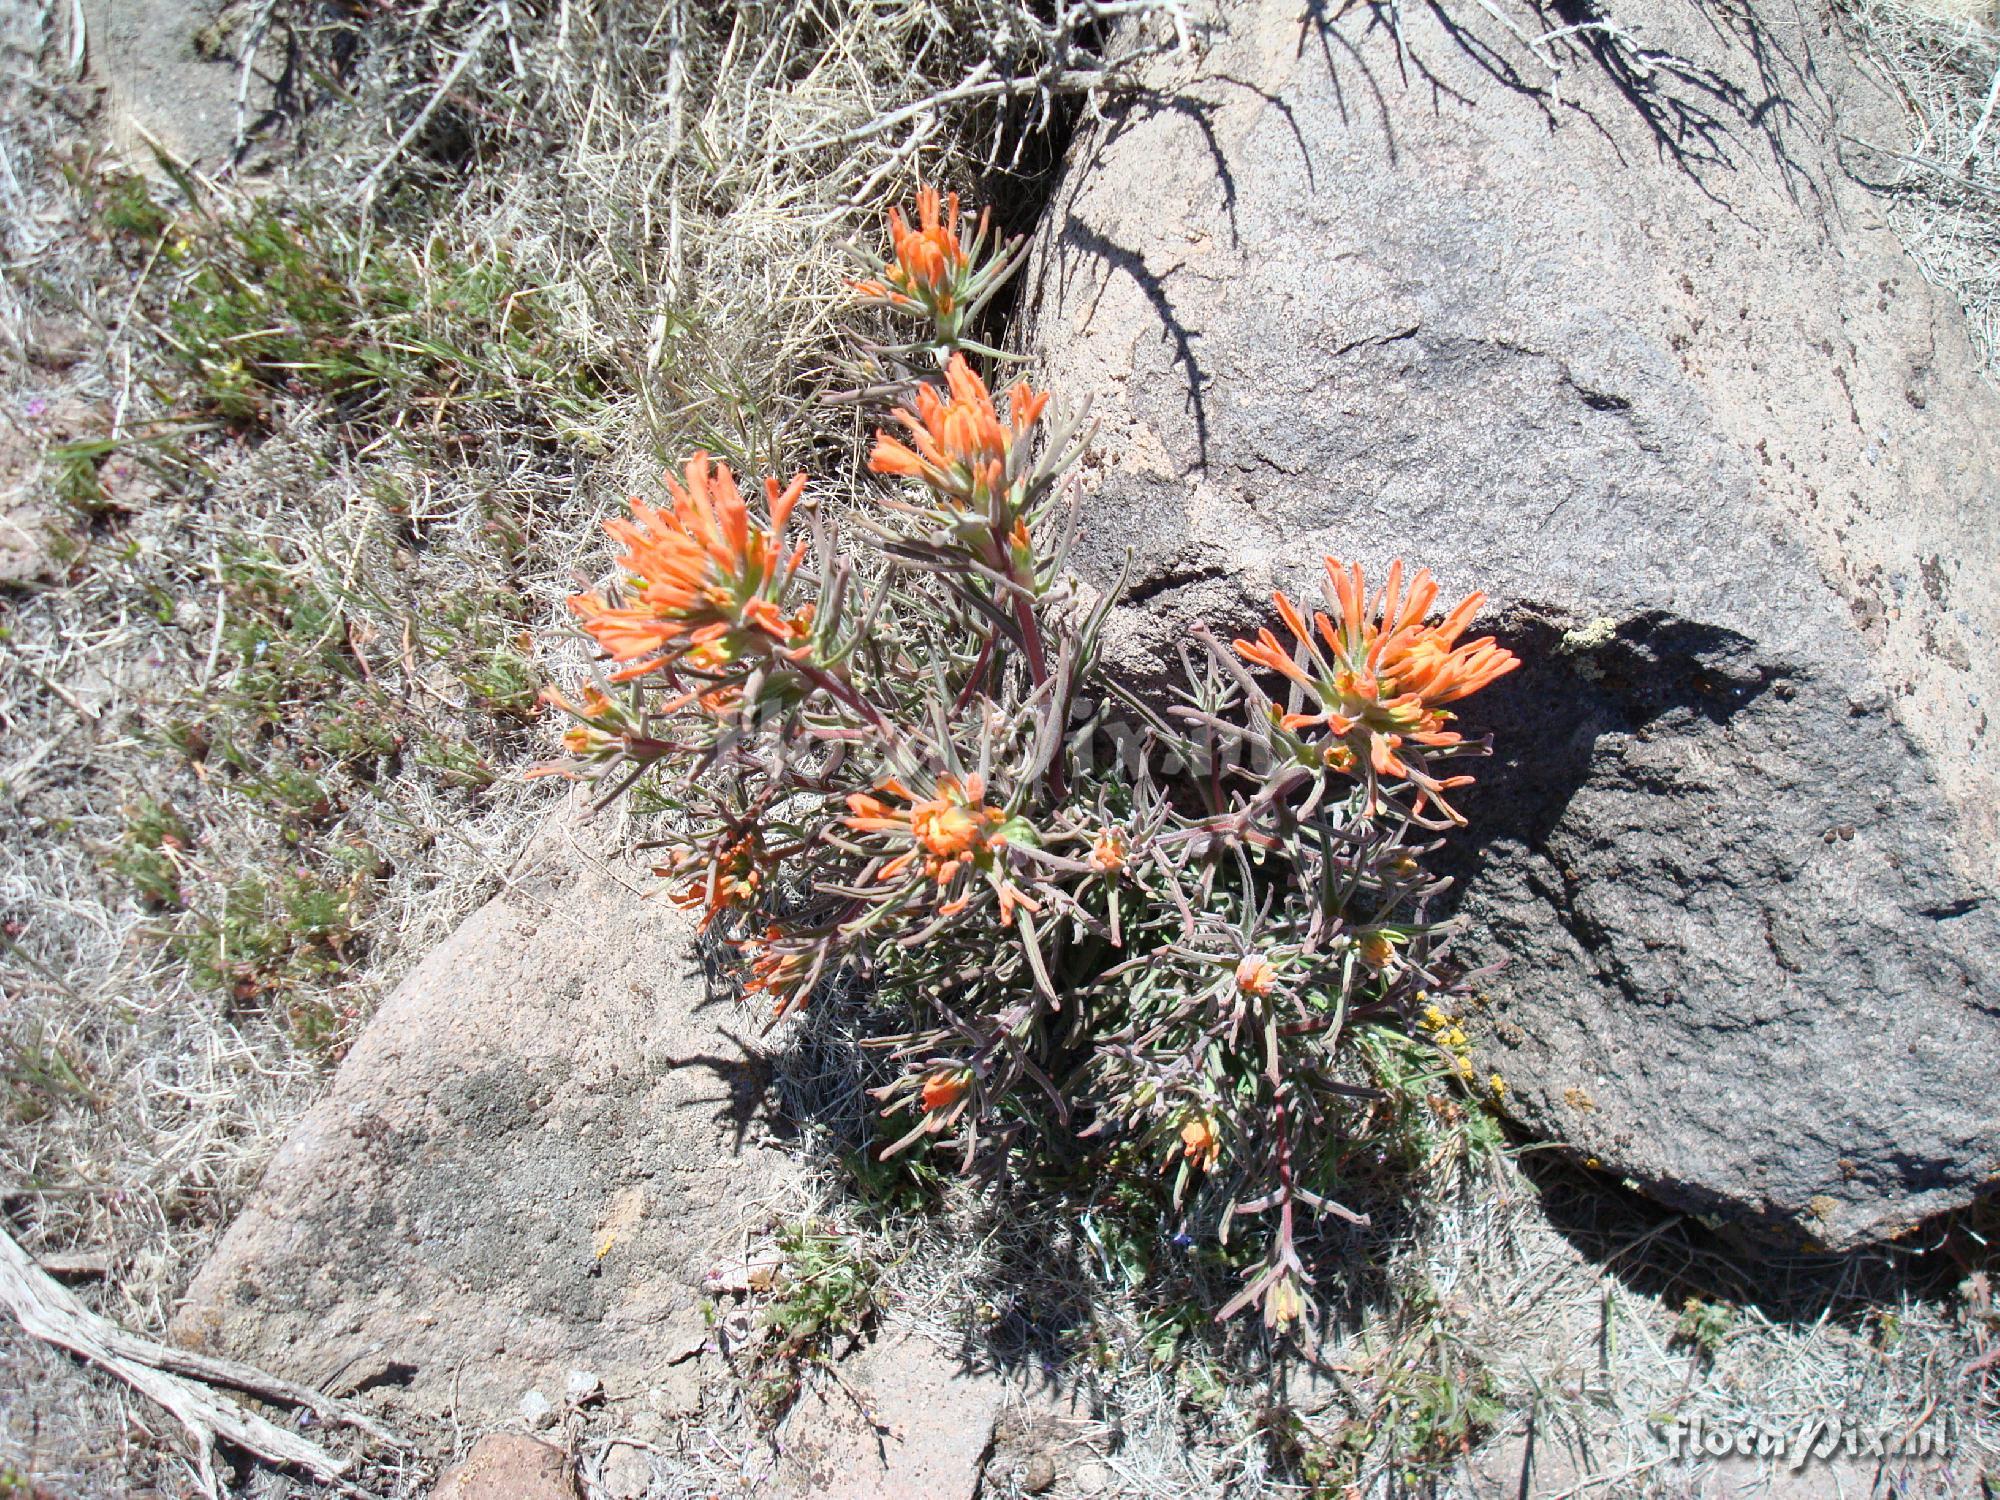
<box><xmin>1235</xmin><ymin>954</ymin><xmax>1278</xmax><ymax>997</ymax></box>
<box><xmin>852</xmin><ymin>187</ymin><xmax>975</xmax><ymax>319</ymax></box>
<box><xmin>1357</xmin><ymin>932</ymin><xmax>1399</xmax><ymax>971</ymax></box>
<box><xmin>1264</xmin><ymin>1271</ymin><xmax>1307</xmax><ymax>1329</ymax></box>
<box><xmin>738</xmin><ymin>925</ymin><xmax>820</xmax><ymax>1017</ymax></box>
<box><xmin>921</xmin><ymin>1069</ymin><xmax>971</xmax><ymax>1115</ymax></box>
<box><xmin>1179</xmin><ymin>1113</ymin><xmax>1222</xmax><ymax>1172</ymax></box>
<box><xmin>870</xmin><ymin>353</ymin><xmax>1048</xmax><ymax>511</ymax></box>
<box><xmin>665</xmin><ymin>833</ymin><xmax>768</xmax><ymax>932</ymax></box>
<box><xmin>567</xmin><ymin>452</ymin><xmax>812</xmax><ymax>682</ymax></box>
<box><xmin>530</xmin><ymin>685</ymin><xmax>633</xmax><ymax>778</ymax></box>
<box><xmin>1088</xmin><ymin>827</ymin><xmax>1129</xmax><ymax>874</ymax></box>
<box><xmin>1233</xmin><ymin>557</ymin><xmax>1518</xmax><ymax>821</ymax></box>
<box><xmin>848</xmin><ymin>772</ymin><xmax>997</xmax><ymax>884</ymax></box>
<box><xmin>843</xmin><ymin>772</ymin><xmax>1044</xmax><ymax>923</ymax></box>
<box><xmin>675</xmin><ymin>640</ymin><xmax>748</xmax><ymax>719</ymax></box>
<box><xmin>850</xmin><ymin>187</ymin><xmax>1025</xmax><ymax>343</ymax></box>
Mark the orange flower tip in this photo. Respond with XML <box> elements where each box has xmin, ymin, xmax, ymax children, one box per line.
<box><xmin>1089</xmin><ymin>828</ymin><xmax>1129</xmax><ymax>874</ymax></box>
<box><xmin>1234</xmin><ymin>954</ymin><xmax>1278</xmax><ymax>997</ymax></box>
<box><xmin>869</xmin><ymin>434</ymin><xmax>926</xmax><ymax>477</ymax></box>
<box><xmin>920</xmin><ymin>1070</ymin><xmax>968</xmax><ymax>1114</ymax></box>
<box><xmin>1179</xmin><ymin>1115</ymin><xmax>1220</xmax><ymax>1170</ymax></box>
<box><xmin>1358</xmin><ymin>933</ymin><xmax>1396</xmax><ymax>970</ymax></box>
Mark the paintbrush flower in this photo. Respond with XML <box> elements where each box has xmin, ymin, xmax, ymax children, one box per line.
<box><xmin>870</xmin><ymin>353</ymin><xmax>1049</xmax><ymax>512</ymax></box>
<box><xmin>1179</xmin><ymin>1113</ymin><xmax>1222</xmax><ymax>1172</ymax></box>
<box><xmin>567</xmin><ymin>452</ymin><xmax>812</xmax><ymax>682</ymax></box>
<box><xmin>1234</xmin><ymin>557</ymin><xmax>1518</xmax><ymax>821</ymax></box>
<box><xmin>663</xmin><ymin>831</ymin><xmax>771</xmax><ymax>933</ymax></box>
<box><xmin>843</xmin><ymin>771</ymin><xmax>1040</xmax><ymax>922</ymax></box>
<box><xmin>850</xmin><ymin>187</ymin><xmax>1024</xmax><ymax>344</ymax></box>
<box><xmin>737</xmin><ymin>925</ymin><xmax>823</xmax><ymax>1018</ymax></box>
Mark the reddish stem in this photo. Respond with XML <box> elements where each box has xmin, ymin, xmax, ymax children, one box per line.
<box><xmin>797</xmin><ymin>659</ymin><xmax>895</xmax><ymax>744</ymax></box>
<box><xmin>1012</xmin><ymin>590</ymin><xmax>1049</xmax><ymax>692</ymax></box>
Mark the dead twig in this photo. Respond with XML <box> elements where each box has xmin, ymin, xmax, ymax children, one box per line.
<box><xmin>357</xmin><ymin>7</ymin><xmax>504</xmax><ymax>206</ymax></box>
<box><xmin>0</xmin><ymin>1228</ymin><xmax>399</xmax><ymax>1497</ymax></box>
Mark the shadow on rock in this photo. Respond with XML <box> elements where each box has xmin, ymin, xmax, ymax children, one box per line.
<box><xmin>1517</xmin><ymin>1144</ymin><xmax>1999</xmax><ymax>1332</ymax></box>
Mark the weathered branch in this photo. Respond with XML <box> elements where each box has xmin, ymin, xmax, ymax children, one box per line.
<box><xmin>0</xmin><ymin>1228</ymin><xmax>398</xmax><ymax>1497</ymax></box>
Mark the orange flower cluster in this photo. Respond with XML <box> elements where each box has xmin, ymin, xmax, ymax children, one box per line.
<box><xmin>548</xmin><ymin>685</ymin><xmax>619</xmax><ymax>756</ymax></box>
<box><xmin>871</xmin><ymin>353</ymin><xmax>1048</xmax><ymax>514</ymax></box>
<box><xmin>665</xmin><ymin>833</ymin><xmax>769</xmax><ymax>932</ymax></box>
<box><xmin>921</xmin><ymin>1069</ymin><xmax>971</xmax><ymax>1116</ymax></box>
<box><xmin>1234</xmin><ymin>557</ymin><xmax>1518</xmax><ymax>820</ymax></box>
<box><xmin>1357</xmin><ymin>931</ymin><xmax>1398</xmax><ymax>971</ymax></box>
<box><xmin>568</xmin><ymin>453</ymin><xmax>812</xmax><ymax>682</ymax></box>
<box><xmin>737</xmin><ymin>925</ymin><xmax>820</xmax><ymax>1018</ymax></box>
<box><xmin>850</xmin><ymin>187</ymin><xmax>980</xmax><ymax>324</ymax></box>
<box><xmin>1235</xmin><ymin>954</ymin><xmax>1278</xmax><ymax>997</ymax></box>
<box><xmin>1088</xmin><ymin>827</ymin><xmax>1129</xmax><ymax>874</ymax></box>
<box><xmin>529</xmin><ymin>683</ymin><xmax>641</xmax><ymax>781</ymax></box>
<box><xmin>843</xmin><ymin>772</ymin><xmax>1038</xmax><ymax>921</ymax></box>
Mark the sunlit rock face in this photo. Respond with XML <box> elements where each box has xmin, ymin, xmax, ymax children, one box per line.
<box><xmin>1025</xmin><ymin>0</ymin><xmax>2000</xmax><ymax>1247</ymax></box>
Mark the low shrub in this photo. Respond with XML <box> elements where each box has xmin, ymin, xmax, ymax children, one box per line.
<box><xmin>540</xmin><ymin>188</ymin><xmax>1520</xmax><ymax>1327</ymax></box>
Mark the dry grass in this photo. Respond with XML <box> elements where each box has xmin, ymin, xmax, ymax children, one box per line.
<box><xmin>0</xmin><ymin>0</ymin><xmax>1184</xmax><ymax>1492</ymax></box>
<box><xmin>1843</xmin><ymin>0</ymin><xmax>2000</xmax><ymax>371</ymax></box>
<box><xmin>0</xmin><ymin>0</ymin><xmax>1994</xmax><ymax>1496</ymax></box>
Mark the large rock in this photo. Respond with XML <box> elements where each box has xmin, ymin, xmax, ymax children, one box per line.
<box><xmin>171</xmin><ymin>800</ymin><xmax>806</xmax><ymax>1418</ymax></box>
<box><xmin>767</xmin><ymin>1333</ymin><xmax>1015</xmax><ymax>1500</ymax></box>
<box><xmin>171</xmin><ymin>800</ymin><xmax>1024</xmax><ymax>1500</ymax></box>
<box><xmin>1028</xmin><ymin>0</ymin><xmax>2000</xmax><ymax>1246</ymax></box>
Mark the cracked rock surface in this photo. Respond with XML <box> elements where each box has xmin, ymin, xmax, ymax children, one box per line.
<box><xmin>1025</xmin><ymin>0</ymin><xmax>2000</xmax><ymax>1246</ymax></box>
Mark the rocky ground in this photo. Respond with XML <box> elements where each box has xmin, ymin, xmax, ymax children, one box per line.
<box><xmin>0</xmin><ymin>2</ymin><xmax>1995</xmax><ymax>1498</ymax></box>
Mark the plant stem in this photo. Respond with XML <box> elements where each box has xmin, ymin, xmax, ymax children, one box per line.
<box><xmin>1012</xmin><ymin>591</ymin><xmax>1049</xmax><ymax>692</ymax></box>
<box><xmin>798</xmin><ymin>659</ymin><xmax>895</xmax><ymax>743</ymax></box>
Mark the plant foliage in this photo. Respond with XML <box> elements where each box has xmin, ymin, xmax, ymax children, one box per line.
<box><xmin>540</xmin><ymin>188</ymin><xmax>1521</xmax><ymax>1327</ymax></box>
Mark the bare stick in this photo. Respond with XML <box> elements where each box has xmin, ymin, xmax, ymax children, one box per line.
<box><xmin>1966</xmin><ymin>60</ymin><xmax>2000</xmax><ymax>167</ymax></box>
<box><xmin>232</xmin><ymin>0</ymin><xmax>280</xmax><ymax>163</ymax></box>
<box><xmin>0</xmin><ymin>1229</ymin><xmax>397</xmax><ymax>1496</ymax></box>
<box><xmin>357</xmin><ymin>7</ymin><xmax>504</xmax><ymax>205</ymax></box>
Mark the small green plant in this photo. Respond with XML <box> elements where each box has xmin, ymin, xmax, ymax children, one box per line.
<box><xmin>238</xmin><ymin>767</ymin><xmax>339</xmax><ymax>831</ymax></box>
<box><xmin>1300</xmin><ymin>1307</ymin><xmax>1502</xmax><ymax>1491</ymax></box>
<box><xmin>47</xmin><ymin>442</ymin><xmax>106</xmax><ymax>515</ymax></box>
<box><xmin>760</xmin><ymin>1220</ymin><xmax>882</xmax><ymax>1356</ymax></box>
<box><xmin>309</xmin><ymin>699</ymin><xmax>402</xmax><ymax>765</ymax></box>
<box><xmin>415</xmin><ymin>735</ymin><xmax>496</xmax><ymax>789</ymax></box>
<box><xmin>750</xmin><ymin>1219</ymin><xmax>883</xmax><ymax>1415</ymax></box>
<box><xmin>113</xmin><ymin>798</ymin><xmax>191</xmax><ymax>908</ymax></box>
<box><xmin>159</xmin><ymin>197</ymin><xmax>603</xmax><ymax>436</ymax></box>
<box><xmin>174</xmin><ymin>870</ymin><xmax>359</xmax><ymax>1009</ymax></box>
<box><xmin>83</xmin><ymin>168</ymin><xmax>172</xmax><ymax>246</ymax></box>
<box><xmin>1673</xmin><ymin>1295</ymin><xmax>1735</xmax><ymax>1359</ymax></box>
<box><xmin>840</xmin><ymin>1142</ymin><xmax>945</xmax><ymax>1215</ymax></box>
<box><xmin>1352</xmin><ymin>1021</ymin><xmax>1508</xmax><ymax>1180</ymax></box>
<box><xmin>2</xmin><ymin>1025</ymin><xmax>100</xmax><ymax>1125</ymax></box>
<box><xmin>461</xmin><ymin>646</ymin><xmax>540</xmax><ymax>717</ymax></box>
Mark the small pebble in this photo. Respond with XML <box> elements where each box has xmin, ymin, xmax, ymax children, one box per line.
<box><xmin>519</xmin><ymin>1388</ymin><xmax>557</xmax><ymax>1430</ymax></box>
<box><xmin>566</xmin><ymin>1368</ymin><xmax>604</xmax><ymax>1404</ymax></box>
